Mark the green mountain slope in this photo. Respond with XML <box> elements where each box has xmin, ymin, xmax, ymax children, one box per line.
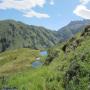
<box><xmin>0</xmin><ymin>19</ymin><xmax>90</xmax><ymax>52</ymax></box>
<box><xmin>45</xmin><ymin>25</ymin><xmax>90</xmax><ymax>90</ymax></box>
<box><xmin>0</xmin><ymin>25</ymin><xmax>90</xmax><ymax>90</ymax></box>
<box><xmin>0</xmin><ymin>20</ymin><xmax>59</xmax><ymax>52</ymax></box>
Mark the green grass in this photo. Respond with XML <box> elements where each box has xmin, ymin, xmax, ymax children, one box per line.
<box><xmin>0</xmin><ymin>48</ymin><xmax>40</xmax><ymax>76</ymax></box>
<box><xmin>0</xmin><ymin>31</ymin><xmax>90</xmax><ymax>90</ymax></box>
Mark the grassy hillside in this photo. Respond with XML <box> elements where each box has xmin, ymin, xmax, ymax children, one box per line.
<box><xmin>45</xmin><ymin>25</ymin><xmax>90</xmax><ymax>90</ymax></box>
<box><xmin>0</xmin><ymin>25</ymin><xmax>90</xmax><ymax>90</ymax></box>
<box><xmin>0</xmin><ymin>48</ymin><xmax>41</xmax><ymax>76</ymax></box>
<box><xmin>0</xmin><ymin>20</ymin><xmax>59</xmax><ymax>52</ymax></box>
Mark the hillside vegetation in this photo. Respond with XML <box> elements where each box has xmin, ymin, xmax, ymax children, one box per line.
<box><xmin>0</xmin><ymin>20</ymin><xmax>59</xmax><ymax>52</ymax></box>
<box><xmin>0</xmin><ymin>20</ymin><xmax>90</xmax><ymax>52</ymax></box>
<box><xmin>45</xmin><ymin>25</ymin><xmax>90</xmax><ymax>90</ymax></box>
<box><xmin>0</xmin><ymin>48</ymin><xmax>48</xmax><ymax>76</ymax></box>
<box><xmin>0</xmin><ymin>25</ymin><xmax>90</xmax><ymax>90</ymax></box>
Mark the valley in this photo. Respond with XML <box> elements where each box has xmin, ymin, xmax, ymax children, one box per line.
<box><xmin>0</xmin><ymin>20</ymin><xmax>90</xmax><ymax>90</ymax></box>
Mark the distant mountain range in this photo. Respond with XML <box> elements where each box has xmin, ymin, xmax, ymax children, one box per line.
<box><xmin>57</xmin><ymin>19</ymin><xmax>90</xmax><ymax>41</ymax></box>
<box><xmin>0</xmin><ymin>19</ymin><xmax>90</xmax><ymax>52</ymax></box>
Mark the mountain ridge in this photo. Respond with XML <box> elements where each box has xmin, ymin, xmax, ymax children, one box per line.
<box><xmin>0</xmin><ymin>20</ymin><xmax>59</xmax><ymax>52</ymax></box>
<box><xmin>0</xmin><ymin>19</ymin><xmax>90</xmax><ymax>52</ymax></box>
<box><xmin>57</xmin><ymin>19</ymin><xmax>90</xmax><ymax>41</ymax></box>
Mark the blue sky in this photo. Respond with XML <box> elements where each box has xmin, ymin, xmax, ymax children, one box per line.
<box><xmin>0</xmin><ymin>0</ymin><xmax>90</xmax><ymax>30</ymax></box>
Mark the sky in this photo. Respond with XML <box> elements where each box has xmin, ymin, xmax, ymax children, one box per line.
<box><xmin>0</xmin><ymin>0</ymin><xmax>90</xmax><ymax>30</ymax></box>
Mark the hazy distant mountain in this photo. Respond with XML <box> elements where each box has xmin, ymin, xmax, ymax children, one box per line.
<box><xmin>57</xmin><ymin>19</ymin><xmax>90</xmax><ymax>41</ymax></box>
<box><xmin>0</xmin><ymin>20</ymin><xmax>59</xmax><ymax>52</ymax></box>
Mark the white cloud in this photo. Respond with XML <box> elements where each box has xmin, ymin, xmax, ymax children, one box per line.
<box><xmin>0</xmin><ymin>0</ymin><xmax>50</xmax><ymax>18</ymax></box>
<box><xmin>80</xmin><ymin>0</ymin><xmax>90</xmax><ymax>4</ymax></box>
<box><xmin>74</xmin><ymin>5</ymin><xmax>90</xmax><ymax>19</ymax></box>
<box><xmin>23</xmin><ymin>10</ymin><xmax>50</xmax><ymax>18</ymax></box>
<box><xmin>0</xmin><ymin>0</ymin><xmax>46</xmax><ymax>10</ymax></box>
<box><xmin>50</xmin><ymin>0</ymin><xmax>54</xmax><ymax>5</ymax></box>
<box><xmin>74</xmin><ymin>0</ymin><xmax>90</xmax><ymax>19</ymax></box>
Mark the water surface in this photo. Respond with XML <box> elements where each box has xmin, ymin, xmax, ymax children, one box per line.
<box><xmin>32</xmin><ymin>61</ymin><xmax>43</xmax><ymax>68</ymax></box>
<box><xmin>32</xmin><ymin>51</ymin><xmax>48</xmax><ymax>68</ymax></box>
<box><xmin>40</xmin><ymin>51</ymin><xmax>48</xmax><ymax>56</ymax></box>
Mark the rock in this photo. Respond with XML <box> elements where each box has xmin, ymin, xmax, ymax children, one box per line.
<box><xmin>36</xmin><ymin>57</ymin><xmax>40</xmax><ymax>60</ymax></box>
